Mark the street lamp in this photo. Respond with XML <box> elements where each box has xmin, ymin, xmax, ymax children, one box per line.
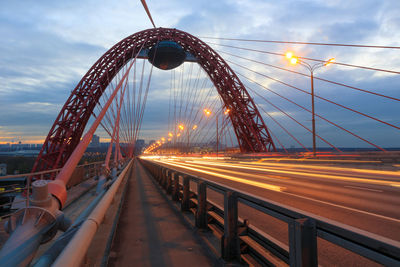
<box><xmin>285</xmin><ymin>51</ymin><xmax>335</xmax><ymax>157</ymax></box>
<box><xmin>186</xmin><ymin>124</ymin><xmax>198</xmax><ymax>153</ymax></box>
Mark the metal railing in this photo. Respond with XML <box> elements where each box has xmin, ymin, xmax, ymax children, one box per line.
<box><xmin>0</xmin><ymin>161</ymin><xmax>103</xmax><ymax>217</ymax></box>
<box><xmin>141</xmin><ymin>159</ymin><xmax>400</xmax><ymax>266</ymax></box>
<box><xmin>0</xmin><ymin>161</ymin><xmax>103</xmax><ymax>183</ymax></box>
<box><xmin>51</xmin><ymin>159</ymin><xmax>133</xmax><ymax>267</ymax></box>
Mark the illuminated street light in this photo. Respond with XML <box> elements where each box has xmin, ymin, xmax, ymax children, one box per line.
<box><xmin>203</xmin><ymin>108</ymin><xmax>211</xmax><ymax>117</ymax></box>
<box><xmin>168</xmin><ymin>132</ymin><xmax>173</xmax><ymax>137</ymax></box>
<box><xmin>178</xmin><ymin>124</ymin><xmax>185</xmax><ymax>131</ymax></box>
<box><xmin>285</xmin><ymin>51</ymin><xmax>293</xmax><ymax>59</ymax></box>
<box><xmin>224</xmin><ymin>109</ymin><xmax>230</xmax><ymax>115</ymax></box>
<box><xmin>192</xmin><ymin>124</ymin><xmax>198</xmax><ymax>130</ymax></box>
<box><xmin>290</xmin><ymin>57</ymin><xmax>298</xmax><ymax>65</ymax></box>
<box><xmin>286</xmin><ymin>51</ymin><xmax>335</xmax><ymax>157</ymax></box>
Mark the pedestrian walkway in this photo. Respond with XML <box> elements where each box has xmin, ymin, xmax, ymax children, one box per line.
<box><xmin>108</xmin><ymin>160</ymin><xmax>215</xmax><ymax>267</ymax></box>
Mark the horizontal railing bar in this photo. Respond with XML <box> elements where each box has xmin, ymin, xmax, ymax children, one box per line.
<box><xmin>239</xmin><ymin>198</ymin><xmax>292</xmax><ymax>224</ymax></box>
<box><xmin>0</xmin><ymin>161</ymin><xmax>104</xmax><ymax>180</ymax></box>
<box><xmin>247</xmin><ymin>224</ymin><xmax>289</xmax><ymax>262</ymax></box>
<box><xmin>315</xmin><ymin>217</ymin><xmax>400</xmax><ymax>260</ymax></box>
<box><xmin>317</xmin><ymin>229</ymin><xmax>399</xmax><ymax>266</ymax></box>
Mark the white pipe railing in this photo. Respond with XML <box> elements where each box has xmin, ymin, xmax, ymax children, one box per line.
<box><xmin>53</xmin><ymin>159</ymin><xmax>133</xmax><ymax>267</ymax></box>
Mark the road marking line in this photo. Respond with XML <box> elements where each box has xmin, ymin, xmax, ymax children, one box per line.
<box><xmin>344</xmin><ymin>185</ymin><xmax>383</xmax><ymax>192</ymax></box>
<box><xmin>282</xmin><ymin>191</ymin><xmax>400</xmax><ymax>223</ymax></box>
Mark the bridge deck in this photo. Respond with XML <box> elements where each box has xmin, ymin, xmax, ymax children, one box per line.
<box><xmin>107</xmin><ymin>160</ymin><xmax>215</xmax><ymax>266</ymax></box>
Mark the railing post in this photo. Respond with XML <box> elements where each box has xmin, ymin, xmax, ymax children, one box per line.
<box><xmin>195</xmin><ymin>181</ymin><xmax>207</xmax><ymax>229</ymax></box>
<box><xmin>166</xmin><ymin>170</ymin><xmax>172</xmax><ymax>194</ymax></box>
<box><xmin>289</xmin><ymin>218</ymin><xmax>318</xmax><ymax>267</ymax></box>
<box><xmin>172</xmin><ymin>173</ymin><xmax>179</xmax><ymax>201</ymax></box>
<box><xmin>158</xmin><ymin>167</ymin><xmax>163</xmax><ymax>183</ymax></box>
<box><xmin>222</xmin><ymin>191</ymin><xmax>240</xmax><ymax>261</ymax></box>
<box><xmin>181</xmin><ymin>176</ymin><xmax>190</xmax><ymax>211</ymax></box>
<box><xmin>163</xmin><ymin>169</ymin><xmax>168</xmax><ymax>189</ymax></box>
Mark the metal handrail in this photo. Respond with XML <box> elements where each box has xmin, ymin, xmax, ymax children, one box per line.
<box><xmin>52</xmin><ymin>159</ymin><xmax>133</xmax><ymax>267</ymax></box>
<box><xmin>0</xmin><ymin>161</ymin><xmax>104</xmax><ymax>180</ymax></box>
<box><xmin>141</xmin><ymin>159</ymin><xmax>400</xmax><ymax>266</ymax></box>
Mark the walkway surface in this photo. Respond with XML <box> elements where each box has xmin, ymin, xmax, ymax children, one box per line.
<box><xmin>108</xmin><ymin>160</ymin><xmax>215</xmax><ymax>267</ymax></box>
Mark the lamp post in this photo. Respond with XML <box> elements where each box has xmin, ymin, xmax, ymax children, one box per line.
<box><xmin>187</xmin><ymin>124</ymin><xmax>197</xmax><ymax>154</ymax></box>
<box><xmin>178</xmin><ymin>124</ymin><xmax>185</xmax><ymax>153</ymax></box>
<box><xmin>203</xmin><ymin>108</ymin><xmax>213</xmax><ymax>154</ymax></box>
<box><xmin>285</xmin><ymin>52</ymin><xmax>335</xmax><ymax>157</ymax></box>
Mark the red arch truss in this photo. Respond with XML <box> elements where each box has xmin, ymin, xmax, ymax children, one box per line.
<box><xmin>33</xmin><ymin>28</ymin><xmax>276</xmax><ymax>173</ymax></box>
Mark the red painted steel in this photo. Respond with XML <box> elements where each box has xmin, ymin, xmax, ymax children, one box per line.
<box><xmin>32</xmin><ymin>28</ymin><xmax>276</xmax><ymax>174</ymax></box>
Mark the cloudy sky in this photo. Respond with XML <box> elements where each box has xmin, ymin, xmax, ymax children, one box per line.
<box><xmin>0</xmin><ymin>0</ymin><xmax>399</xmax><ymax>149</ymax></box>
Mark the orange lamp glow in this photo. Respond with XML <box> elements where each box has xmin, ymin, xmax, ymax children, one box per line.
<box><xmin>177</xmin><ymin>133</ymin><xmax>181</xmax><ymax>137</ymax></box>
<box><xmin>224</xmin><ymin>109</ymin><xmax>230</xmax><ymax>115</ymax></box>
<box><xmin>325</xmin><ymin>58</ymin><xmax>335</xmax><ymax>66</ymax></box>
<box><xmin>178</xmin><ymin>124</ymin><xmax>185</xmax><ymax>131</ymax></box>
<box><xmin>285</xmin><ymin>51</ymin><xmax>294</xmax><ymax>59</ymax></box>
<box><xmin>290</xmin><ymin>57</ymin><xmax>298</xmax><ymax>65</ymax></box>
<box><xmin>168</xmin><ymin>132</ymin><xmax>173</xmax><ymax>137</ymax></box>
<box><xmin>192</xmin><ymin>124</ymin><xmax>198</xmax><ymax>130</ymax></box>
<box><xmin>203</xmin><ymin>108</ymin><xmax>211</xmax><ymax>117</ymax></box>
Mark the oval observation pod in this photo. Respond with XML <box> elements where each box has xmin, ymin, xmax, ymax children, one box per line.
<box><xmin>148</xmin><ymin>41</ymin><xmax>186</xmax><ymax>70</ymax></box>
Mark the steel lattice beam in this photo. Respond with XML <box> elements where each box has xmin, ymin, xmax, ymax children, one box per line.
<box><xmin>32</xmin><ymin>28</ymin><xmax>276</xmax><ymax>174</ymax></box>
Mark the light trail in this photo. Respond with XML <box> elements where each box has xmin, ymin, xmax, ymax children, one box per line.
<box><xmin>152</xmin><ymin>160</ymin><xmax>284</xmax><ymax>192</ymax></box>
<box><xmin>180</xmin><ymin>160</ymin><xmax>400</xmax><ymax>187</ymax></box>
<box><xmin>152</xmin><ymin>159</ymin><xmax>400</xmax><ymax>223</ymax></box>
<box><xmin>245</xmin><ymin>160</ymin><xmax>400</xmax><ymax>177</ymax></box>
<box><xmin>343</xmin><ymin>185</ymin><xmax>383</xmax><ymax>193</ymax></box>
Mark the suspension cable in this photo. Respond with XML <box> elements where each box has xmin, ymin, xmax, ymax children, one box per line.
<box><xmin>208</xmin><ymin>42</ymin><xmax>400</xmax><ymax>75</ymax></box>
<box><xmin>227</xmin><ymin>59</ymin><xmax>400</xmax><ymax>131</ymax></box>
<box><xmin>201</xmin><ymin>36</ymin><xmax>400</xmax><ymax>49</ymax></box>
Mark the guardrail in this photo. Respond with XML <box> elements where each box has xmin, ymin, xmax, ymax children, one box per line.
<box><xmin>0</xmin><ymin>161</ymin><xmax>104</xmax><ymax>216</ymax></box>
<box><xmin>52</xmin><ymin>159</ymin><xmax>133</xmax><ymax>267</ymax></box>
<box><xmin>140</xmin><ymin>159</ymin><xmax>400</xmax><ymax>266</ymax></box>
<box><xmin>0</xmin><ymin>161</ymin><xmax>103</xmax><ymax>184</ymax></box>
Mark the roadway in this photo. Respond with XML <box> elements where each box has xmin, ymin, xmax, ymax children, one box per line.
<box><xmin>146</xmin><ymin>156</ymin><xmax>400</xmax><ymax>266</ymax></box>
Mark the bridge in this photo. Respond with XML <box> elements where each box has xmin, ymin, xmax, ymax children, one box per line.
<box><xmin>0</xmin><ymin>5</ymin><xmax>400</xmax><ymax>266</ymax></box>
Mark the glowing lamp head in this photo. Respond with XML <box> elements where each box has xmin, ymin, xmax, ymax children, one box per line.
<box><xmin>203</xmin><ymin>108</ymin><xmax>211</xmax><ymax>117</ymax></box>
<box><xmin>178</xmin><ymin>124</ymin><xmax>185</xmax><ymax>131</ymax></box>
<box><xmin>224</xmin><ymin>109</ymin><xmax>230</xmax><ymax>115</ymax></box>
<box><xmin>161</xmin><ymin>137</ymin><xmax>165</xmax><ymax>142</ymax></box>
<box><xmin>325</xmin><ymin>58</ymin><xmax>335</xmax><ymax>66</ymax></box>
<box><xmin>192</xmin><ymin>125</ymin><xmax>198</xmax><ymax>130</ymax></box>
<box><xmin>290</xmin><ymin>57</ymin><xmax>298</xmax><ymax>65</ymax></box>
<box><xmin>285</xmin><ymin>51</ymin><xmax>294</xmax><ymax>59</ymax></box>
<box><xmin>177</xmin><ymin>133</ymin><xmax>181</xmax><ymax>137</ymax></box>
<box><xmin>168</xmin><ymin>132</ymin><xmax>173</xmax><ymax>137</ymax></box>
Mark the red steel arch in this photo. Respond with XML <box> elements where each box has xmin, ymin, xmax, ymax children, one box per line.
<box><xmin>32</xmin><ymin>28</ymin><xmax>276</xmax><ymax>173</ymax></box>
